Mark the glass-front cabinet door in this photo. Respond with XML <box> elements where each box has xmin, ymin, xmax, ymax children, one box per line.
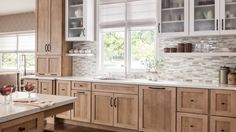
<box><xmin>158</xmin><ymin>0</ymin><xmax>189</xmax><ymax>36</ymax></box>
<box><xmin>190</xmin><ymin>0</ymin><xmax>220</xmax><ymax>35</ymax></box>
<box><xmin>220</xmin><ymin>0</ymin><xmax>236</xmax><ymax>34</ymax></box>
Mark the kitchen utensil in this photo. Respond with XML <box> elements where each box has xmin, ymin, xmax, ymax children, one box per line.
<box><xmin>219</xmin><ymin>66</ymin><xmax>230</xmax><ymax>84</ymax></box>
<box><xmin>228</xmin><ymin>72</ymin><xmax>236</xmax><ymax>85</ymax></box>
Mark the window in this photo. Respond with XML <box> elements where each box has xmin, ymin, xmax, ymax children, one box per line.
<box><xmin>0</xmin><ymin>33</ymin><xmax>35</xmax><ymax>73</ymax></box>
<box><xmin>98</xmin><ymin>0</ymin><xmax>156</xmax><ymax>72</ymax></box>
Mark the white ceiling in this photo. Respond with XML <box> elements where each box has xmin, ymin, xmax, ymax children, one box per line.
<box><xmin>0</xmin><ymin>0</ymin><xmax>35</xmax><ymax>16</ymax></box>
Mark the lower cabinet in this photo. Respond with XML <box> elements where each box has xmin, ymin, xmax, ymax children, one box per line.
<box><xmin>177</xmin><ymin>113</ymin><xmax>208</xmax><ymax>132</ymax></box>
<box><xmin>38</xmin><ymin>79</ymin><xmax>55</xmax><ymax>95</ymax></box>
<box><xmin>210</xmin><ymin>116</ymin><xmax>236</xmax><ymax>132</ymax></box>
<box><xmin>56</xmin><ymin>80</ymin><xmax>71</xmax><ymax>119</ymax></box>
<box><xmin>139</xmin><ymin>86</ymin><xmax>176</xmax><ymax>132</ymax></box>
<box><xmin>92</xmin><ymin>84</ymin><xmax>139</xmax><ymax>130</ymax></box>
<box><xmin>71</xmin><ymin>89</ymin><xmax>91</xmax><ymax>123</ymax></box>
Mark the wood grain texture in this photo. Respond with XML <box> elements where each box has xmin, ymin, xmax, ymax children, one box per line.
<box><xmin>92</xmin><ymin>83</ymin><xmax>138</xmax><ymax>94</ymax></box>
<box><xmin>210</xmin><ymin>116</ymin><xmax>236</xmax><ymax>132</ymax></box>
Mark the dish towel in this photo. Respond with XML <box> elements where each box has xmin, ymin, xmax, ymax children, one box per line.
<box><xmin>14</xmin><ymin>99</ymin><xmax>55</xmax><ymax>108</ymax></box>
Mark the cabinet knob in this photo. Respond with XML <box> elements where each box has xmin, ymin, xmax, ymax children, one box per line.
<box><xmin>221</xmin><ymin>129</ymin><xmax>225</xmax><ymax>132</ymax></box>
<box><xmin>190</xmin><ymin>99</ymin><xmax>194</xmax><ymax>102</ymax></box>
<box><xmin>221</xmin><ymin>102</ymin><xmax>225</xmax><ymax>105</ymax></box>
<box><xmin>190</xmin><ymin>125</ymin><xmax>194</xmax><ymax>128</ymax></box>
<box><xmin>18</xmin><ymin>127</ymin><xmax>26</xmax><ymax>131</ymax></box>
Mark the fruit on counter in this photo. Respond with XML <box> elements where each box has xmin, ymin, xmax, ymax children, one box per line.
<box><xmin>0</xmin><ymin>85</ymin><xmax>13</xmax><ymax>96</ymax></box>
<box><xmin>24</xmin><ymin>83</ymin><xmax>34</xmax><ymax>92</ymax></box>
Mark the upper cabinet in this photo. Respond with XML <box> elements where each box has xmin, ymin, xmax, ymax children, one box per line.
<box><xmin>158</xmin><ymin>0</ymin><xmax>189</xmax><ymax>36</ymax></box>
<box><xmin>190</xmin><ymin>0</ymin><xmax>220</xmax><ymax>35</ymax></box>
<box><xmin>65</xmin><ymin>0</ymin><xmax>95</xmax><ymax>41</ymax></box>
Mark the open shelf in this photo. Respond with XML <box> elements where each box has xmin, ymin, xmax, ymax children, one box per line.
<box><xmin>66</xmin><ymin>53</ymin><xmax>94</xmax><ymax>57</ymax></box>
<box><xmin>162</xmin><ymin>52</ymin><xmax>236</xmax><ymax>57</ymax></box>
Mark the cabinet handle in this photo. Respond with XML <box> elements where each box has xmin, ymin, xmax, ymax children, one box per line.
<box><xmin>48</xmin><ymin>44</ymin><xmax>51</xmax><ymax>52</ymax></box>
<box><xmin>18</xmin><ymin>127</ymin><xmax>26</xmax><ymax>131</ymax></box>
<box><xmin>82</xmin><ymin>28</ymin><xmax>85</xmax><ymax>37</ymax></box>
<box><xmin>114</xmin><ymin>98</ymin><xmax>117</xmax><ymax>108</ymax></box>
<box><xmin>77</xmin><ymin>91</ymin><xmax>85</xmax><ymax>94</ymax></box>
<box><xmin>148</xmin><ymin>87</ymin><xmax>166</xmax><ymax>90</ymax></box>
<box><xmin>190</xmin><ymin>99</ymin><xmax>195</xmax><ymax>102</ymax></box>
<box><xmin>222</xmin><ymin>19</ymin><xmax>224</xmax><ymax>30</ymax></box>
<box><xmin>158</xmin><ymin>23</ymin><xmax>161</xmax><ymax>33</ymax></box>
<box><xmin>221</xmin><ymin>129</ymin><xmax>225</xmax><ymax>132</ymax></box>
<box><xmin>38</xmin><ymin>73</ymin><xmax>45</xmax><ymax>75</ymax></box>
<box><xmin>110</xmin><ymin>97</ymin><xmax>113</xmax><ymax>107</ymax></box>
<box><xmin>221</xmin><ymin>102</ymin><xmax>225</xmax><ymax>105</ymax></box>
<box><xmin>216</xmin><ymin>19</ymin><xmax>219</xmax><ymax>30</ymax></box>
<box><xmin>45</xmin><ymin>44</ymin><xmax>48</xmax><ymax>52</ymax></box>
<box><xmin>190</xmin><ymin>125</ymin><xmax>194</xmax><ymax>128</ymax></box>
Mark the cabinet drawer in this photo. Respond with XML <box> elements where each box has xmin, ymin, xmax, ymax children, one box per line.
<box><xmin>0</xmin><ymin>112</ymin><xmax>44</xmax><ymax>132</ymax></box>
<box><xmin>177</xmin><ymin>88</ymin><xmax>209</xmax><ymax>114</ymax></box>
<box><xmin>177</xmin><ymin>113</ymin><xmax>208</xmax><ymax>132</ymax></box>
<box><xmin>210</xmin><ymin>116</ymin><xmax>236</xmax><ymax>132</ymax></box>
<box><xmin>72</xmin><ymin>81</ymin><xmax>91</xmax><ymax>91</ymax></box>
<box><xmin>211</xmin><ymin>90</ymin><xmax>236</xmax><ymax>117</ymax></box>
<box><xmin>92</xmin><ymin>83</ymin><xmax>138</xmax><ymax>94</ymax></box>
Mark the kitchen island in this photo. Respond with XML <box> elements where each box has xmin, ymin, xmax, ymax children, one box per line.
<box><xmin>0</xmin><ymin>92</ymin><xmax>76</xmax><ymax>132</ymax></box>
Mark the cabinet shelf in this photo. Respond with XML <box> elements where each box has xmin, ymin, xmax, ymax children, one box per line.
<box><xmin>195</xmin><ymin>19</ymin><xmax>214</xmax><ymax>22</ymax></box>
<box><xmin>69</xmin><ymin>4</ymin><xmax>83</xmax><ymax>8</ymax></box>
<box><xmin>195</xmin><ymin>4</ymin><xmax>215</xmax><ymax>8</ymax></box>
<box><xmin>162</xmin><ymin>7</ymin><xmax>184</xmax><ymax>11</ymax></box>
<box><xmin>69</xmin><ymin>17</ymin><xmax>83</xmax><ymax>19</ymax></box>
<box><xmin>226</xmin><ymin>2</ymin><xmax>236</xmax><ymax>5</ymax></box>
<box><xmin>162</xmin><ymin>52</ymin><xmax>236</xmax><ymax>57</ymax></box>
<box><xmin>226</xmin><ymin>17</ymin><xmax>236</xmax><ymax>20</ymax></box>
<box><xmin>162</xmin><ymin>20</ymin><xmax>184</xmax><ymax>24</ymax></box>
<box><xmin>69</xmin><ymin>27</ymin><xmax>84</xmax><ymax>30</ymax></box>
<box><xmin>66</xmin><ymin>53</ymin><xmax>94</xmax><ymax>57</ymax></box>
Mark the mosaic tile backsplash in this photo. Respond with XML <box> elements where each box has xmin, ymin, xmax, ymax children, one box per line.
<box><xmin>73</xmin><ymin>35</ymin><xmax>236</xmax><ymax>84</ymax></box>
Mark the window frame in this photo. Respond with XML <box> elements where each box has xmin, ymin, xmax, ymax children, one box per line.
<box><xmin>97</xmin><ymin>1</ymin><xmax>158</xmax><ymax>73</ymax></box>
<box><xmin>0</xmin><ymin>31</ymin><xmax>35</xmax><ymax>73</ymax></box>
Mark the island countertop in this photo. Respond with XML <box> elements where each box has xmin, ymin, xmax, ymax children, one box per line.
<box><xmin>0</xmin><ymin>92</ymin><xmax>76</xmax><ymax>123</ymax></box>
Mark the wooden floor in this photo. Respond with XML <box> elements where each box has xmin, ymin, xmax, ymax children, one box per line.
<box><xmin>44</xmin><ymin>123</ymin><xmax>114</xmax><ymax>132</ymax></box>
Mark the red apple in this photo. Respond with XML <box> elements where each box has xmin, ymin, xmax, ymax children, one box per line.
<box><xmin>0</xmin><ymin>85</ymin><xmax>12</xmax><ymax>96</ymax></box>
<box><xmin>24</xmin><ymin>83</ymin><xmax>34</xmax><ymax>92</ymax></box>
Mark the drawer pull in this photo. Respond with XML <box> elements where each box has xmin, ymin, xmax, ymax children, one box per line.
<box><xmin>18</xmin><ymin>127</ymin><xmax>26</xmax><ymax>131</ymax></box>
<box><xmin>221</xmin><ymin>102</ymin><xmax>225</xmax><ymax>105</ymax></box>
<box><xmin>77</xmin><ymin>92</ymin><xmax>85</xmax><ymax>94</ymax></box>
<box><xmin>110</xmin><ymin>97</ymin><xmax>113</xmax><ymax>107</ymax></box>
<box><xmin>61</xmin><ymin>89</ymin><xmax>65</xmax><ymax>91</ymax></box>
<box><xmin>148</xmin><ymin>87</ymin><xmax>166</xmax><ymax>90</ymax></box>
<box><xmin>190</xmin><ymin>99</ymin><xmax>195</xmax><ymax>102</ymax></box>
<box><xmin>114</xmin><ymin>98</ymin><xmax>117</xmax><ymax>108</ymax></box>
<box><xmin>190</xmin><ymin>125</ymin><xmax>194</xmax><ymax>128</ymax></box>
<box><xmin>221</xmin><ymin>129</ymin><xmax>225</xmax><ymax>132</ymax></box>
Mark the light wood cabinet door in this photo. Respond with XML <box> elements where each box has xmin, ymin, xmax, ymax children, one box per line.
<box><xmin>38</xmin><ymin>80</ymin><xmax>54</xmax><ymax>95</ymax></box>
<box><xmin>113</xmin><ymin>94</ymin><xmax>138</xmax><ymax>130</ymax></box>
<box><xmin>211</xmin><ymin>90</ymin><xmax>236</xmax><ymax>117</ymax></box>
<box><xmin>210</xmin><ymin>116</ymin><xmax>236</xmax><ymax>132</ymax></box>
<box><xmin>139</xmin><ymin>86</ymin><xmax>176</xmax><ymax>132</ymax></box>
<box><xmin>92</xmin><ymin>83</ymin><xmax>138</xmax><ymax>94</ymax></box>
<box><xmin>36</xmin><ymin>0</ymin><xmax>50</xmax><ymax>55</ymax></box>
<box><xmin>36</xmin><ymin>56</ymin><xmax>48</xmax><ymax>76</ymax></box>
<box><xmin>49</xmin><ymin>0</ymin><xmax>62</xmax><ymax>55</ymax></box>
<box><xmin>48</xmin><ymin>56</ymin><xmax>61</xmax><ymax>76</ymax></box>
<box><xmin>56</xmin><ymin>80</ymin><xmax>71</xmax><ymax>119</ymax></box>
<box><xmin>72</xmin><ymin>81</ymin><xmax>91</xmax><ymax>91</ymax></box>
<box><xmin>177</xmin><ymin>88</ymin><xmax>209</xmax><ymax>114</ymax></box>
<box><xmin>177</xmin><ymin>113</ymin><xmax>208</xmax><ymax>132</ymax></box>
<box><xmin>92</xmin><ymin>92</ymin><xmax>114</xmax><ymax>126</ymax></box>
<box><xmin>23</xmin><ymin>79</ymin><xmax>39</xmax><ymax>93</ymax></box>
<box><xmin>71</xmin><ymin>90</ymin><xmax>91</xmax><ymax>123</ymax></box>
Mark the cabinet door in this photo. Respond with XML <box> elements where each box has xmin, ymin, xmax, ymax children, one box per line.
<box><xmin>220</xmin><ymin>0</ymin><xmax>236</xmax><ymax>35</ymax></box>
<box><xmin>23</xmin><ymin>79</ymin><xmax>39</xmax><ymax>93</ymax></box>
<box><xmin>71</xmin><ymin>90</ymin><xmax>91</xmax><ymax>123</ymax></box>
<box><xmin>177</xmin><ymin>88</ymin><xmax>209</xmax><ymax>114</ymax></box>
<box><xmin>190</xmin><ymin>0</ymin><xmax>220</xmax><ymax>36</ymax></box>
<box><xmin>211</xmin><ymin>90</ymin><xmax>236</xmax><ymax>117</ymax></box>
<box><xmin>177</xmin><ymin>113</ymin><xmax>208</xmax><ymax>132</ymax></box>
<box><xmin>36</xmin><ymin>56</ymin><xmax>48</xmax><ymax>76</ymax></box>
<box><xmin>56</xmin><ymin>80</ymin><xmax>71</xmax><ymax>119</ymax></box>
<box><xmin>36</xmin><ymin>0</ymin><xmax>50</xmax><ymax>55</ymax></box>
<box><xmin>92</xmin><ymin>92</ymin><xmax>114</xmax><ymax>126</ymax></box>
<box><xmin>48</xmin><ymin>56</ymin><xmax>61</xmax><ymax>76</ymax></box>
<box><xmin>139</xmin><ymin>86</ymin><xmax>176</xmax><ymax>132</ymax></box>
<box><xmin>38</xmin><ymin>80</ymin><xmax>54</xmax><ymax>95</ymax></box>
<box><xmin>158</xmin><ymin>0</ymin><xmax>189</xmax><ymax>36</ymax></box>
<box><xmin>113</xmin><ymin>94</ymin><xmax>138</xmax><ymax>130</ymax></box>
<box><xmin>210</xmin><ymin>116</ymin><xmax>236</xmax><ymax>132</ymax></box>
<box><xmin>49</xmin><ymin>0</ymin><xmax>62</xmax><ymax>55</ymax></box>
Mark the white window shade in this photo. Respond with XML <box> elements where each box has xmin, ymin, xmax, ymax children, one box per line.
<box><xmin>18</xmin><ymin>34</ymin><xmax>35</xmax><ymax>52</ymax></box>
<box><xmin>127</xmin><ymin>0</ymin><xmax>157</xmax><ymax>27</ymax></box>
<box><xmin>0</xmin><ymin>35</ymin><xmax>17</xmax><ymax>52</ymax></box>
<box><xmin>99</xmin><ymin>2</ymin><xmax>126</xmax><ymax>28</ymax></box>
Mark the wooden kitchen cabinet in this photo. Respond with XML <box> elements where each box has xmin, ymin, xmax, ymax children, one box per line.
<box><xmin>177</xmin><ymin>88</ymin><xmax>209</xmax><ymax>114</ymax></box>
<box><xmin>36</xmin><ymin>0</ymin><xmax>72</xmax><ymax>77</ymax></box>
<box><xmin>177</xmin><ymin>113</ymin><xmax>208</xmax><ymax>132</ymax></box>
<box><xmin>211</xmin><ymin>90</ymin><xmax>236</xmax><ymax>117</ymax></box>
<box><xmin>210</xmin><ymin>116</ymin><xmax>236</xmax><ymax>132</ymax></box>
<box><xmin>72</xmin><ymin>81</ymin><xmax>91</xmax><ymax>91</ymax></box>
<box><xmin>56</xmin><ymin>80</ymin><xmax>71</xmax><ymax>119</ymax></box>
<box><xmin>92</xmin><ymin>83</ymin><xmax>138</xmax><ymax>94</ymax></box>
<box><xmin>38</xmin><ymin>79</ymin><xmax>55</xmax><ymax>95</ymax></box>
<box><xmin>71</xmin><ymin>89</ymin><xmax>91</xmax><ymax>123</ymax></box>
<box><xmin>139</xmin><ymin>86</ymin><xmax>176</xmax><ymax>132</ymax></box>
<box><xmin>23</xmin><ymin>79</ymin><xmax>39</xmax><ymax>93</ymax></box>
<box><xmin>92</xmin><ymin>92</ymin><xmax>114</xmax><ymax>126</ymax></box>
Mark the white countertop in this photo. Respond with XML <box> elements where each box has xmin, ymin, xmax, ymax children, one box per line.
<box><xmin>0</xmin><ymin>92</ymin><xmax>76</xmax><ymax>123</ymax></box>
<box><xmin>21</xmin><ymin>75</ymin><xmax>236</xmax><ymax>90</ymax></box>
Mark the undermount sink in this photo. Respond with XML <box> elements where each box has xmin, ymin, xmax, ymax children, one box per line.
<box><xmin>94</xmin><ymin>77</ymin><xmax>125</xmax><ymax>80</ymax></box>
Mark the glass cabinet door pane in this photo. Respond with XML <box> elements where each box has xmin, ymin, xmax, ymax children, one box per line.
<box><xmin>68</xmin><ymin>0</ymin><xmax>85</xmax><ymax>38</ymax></box>
<box><xmin>161</xmin><ymin>0</ymin><xmax>185</xmax><ymax>33</ymax></box>
<box><xmin>224</xmin><ymin>0</ymin><xmax>236</xmax><ymax>30</ymax></box>
<box><xmin>194</xmin><ymin>0</ymin><xmax>216</xmax><ymax>32</ymax></box>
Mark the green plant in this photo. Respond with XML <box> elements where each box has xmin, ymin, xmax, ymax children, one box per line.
<box><xmin>142</xmin><ymin>58</ymin><xmax>164</xmax><ymax>73</ymax></box>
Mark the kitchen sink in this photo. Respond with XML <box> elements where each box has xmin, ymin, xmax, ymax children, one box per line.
<box><xmin>94</xmin><ymin>77</ymin><xmax>125</xmax><ymax>80</ymax></box>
